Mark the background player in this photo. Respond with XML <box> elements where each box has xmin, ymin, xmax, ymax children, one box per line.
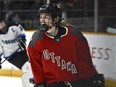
<box><xmin>0</xmin><ymin>13</ymin><xmax>33</xmax><ymax>87</ymax></box>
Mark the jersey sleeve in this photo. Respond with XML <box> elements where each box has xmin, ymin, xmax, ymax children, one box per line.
<box><xmin>14</xmin><ymin>24</ymin><xmax>26</xmax><ymax>37</ymax></box>
<box><xmin>74</xmin><ymin>28</ymin><xmax>98</xmax><ymax>76</ymax></box>
<box><xmin>27</xmin><ymin>31</ymin><xmax>46</xmax><ymax>84</ymax></box>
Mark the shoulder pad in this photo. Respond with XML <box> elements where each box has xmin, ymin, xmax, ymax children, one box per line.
<box><xmin>28</xmin><ymin>30</ymin><xmax>43</xmax><ymax>46</ymax></box>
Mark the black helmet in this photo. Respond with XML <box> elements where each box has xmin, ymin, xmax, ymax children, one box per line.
<box><xmin>36</xmin><ymin>3</ymin><xmax>62</xmax><ymax>32</ymax></box>
<box><xmin>38</xmin><ymin>3</ymin><xmax>62</xmax><ymax>20</ymax></box>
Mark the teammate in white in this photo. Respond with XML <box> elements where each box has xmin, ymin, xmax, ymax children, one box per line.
<box><xmin>0</xmin><ymin>14</ymin><xmax>33</xmax><ymax>87</ymax></box>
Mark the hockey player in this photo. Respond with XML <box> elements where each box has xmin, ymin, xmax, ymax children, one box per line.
<box><xmin>0</xmin><ymin>14</ymin><xmax>33</xmax><ymax>87</ymax></box>
<box><xmin>27</xmin><ymin>3</ymin><xmax>105</xmax><ymax>87</ymax></box>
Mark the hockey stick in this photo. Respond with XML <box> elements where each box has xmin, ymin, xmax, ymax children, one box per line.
<box><xmin>0</xmin><ymin>48</ymin><xmax>20</xmax><ymax>64</ymax></box>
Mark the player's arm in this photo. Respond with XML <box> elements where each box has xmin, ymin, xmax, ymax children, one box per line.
<box><xmin>27</xmin><ymin>31</ymin><xmax>46</xmax><ymax>86</ymax></box>
<box><xmin>15</xmin><ymin>24</ymin><xmax>26</xmax><ymax>50</ymax></box>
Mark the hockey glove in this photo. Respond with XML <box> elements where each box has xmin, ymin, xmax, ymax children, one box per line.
<box><xmin>34</xmin><ymin>82</ymin><xmax>46</xmax><ymax>87</ymax></box>
<box><xmin>29</xmin><ymin>77</ymin><xmax>35</xmax><ymax>84</ymax></box>
<box><xmin>18</xmin><ymin>34</ymin><xmax>26</xmax><ymax>50</ymax></box>
<box><xmin>88</xmin><ymin>74</ymin><xmax>105</xmax><ymax>87</ymax></box>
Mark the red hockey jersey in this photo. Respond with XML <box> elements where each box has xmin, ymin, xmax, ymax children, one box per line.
<box><xmin>27</xmin><ymin>26</ymin><xmax>97</xmax><ymax>85</ymax></box>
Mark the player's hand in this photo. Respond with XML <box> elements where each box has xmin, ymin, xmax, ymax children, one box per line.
<box><xmin>17</xmin><ymin>34</ymin><xmax>26</xmax><ymax>50</ymax></box>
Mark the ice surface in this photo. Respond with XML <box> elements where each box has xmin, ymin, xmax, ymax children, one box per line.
<box><xmin>0</xmin><ymin>76</ymin><xmax>22</xmax><ymax>87</ymax></box>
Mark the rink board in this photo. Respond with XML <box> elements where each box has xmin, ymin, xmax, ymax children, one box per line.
<box><xmin>0</xmin><ymin>69</ymin><xmax>23</xmax><ymax>77</ymax></box>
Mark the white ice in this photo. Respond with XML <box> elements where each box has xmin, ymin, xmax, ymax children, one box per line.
<box><xmin>0</xmin><ymin>76</ymin><xmax>22</xmax><ymax>87</ymax></box>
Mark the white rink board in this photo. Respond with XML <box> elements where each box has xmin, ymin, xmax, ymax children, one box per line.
<box><xmin>85</xmin><ymin>34</ymin><xmax>116</xmax><ymax>79</ymax></box>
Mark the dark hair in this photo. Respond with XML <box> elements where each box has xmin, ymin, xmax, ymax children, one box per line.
<box><xmin>0</xmin><ymin>11</ymin><xmax>18</xmax><ymax>27</ymax></box>
<box><xmin>0</xmin><ymin>15</ymin><xmax>5</xmax><ymax>22</ymax></box>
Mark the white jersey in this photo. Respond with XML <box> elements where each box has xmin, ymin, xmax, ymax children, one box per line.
<box><xmin>0</xmin><ymin>24</ymin><xmax>26</xmax><ymax>57</ymax></box>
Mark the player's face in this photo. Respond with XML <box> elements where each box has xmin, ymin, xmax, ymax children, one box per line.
<box><xmin>0</xmin><ymin>21</ymin><xmax>6</xmax><ymax>30</ymax></box>
<box><xmin>39</xmin><ymin>13</ymin><xmax>54</xmax><ymax>28</ymax></box>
